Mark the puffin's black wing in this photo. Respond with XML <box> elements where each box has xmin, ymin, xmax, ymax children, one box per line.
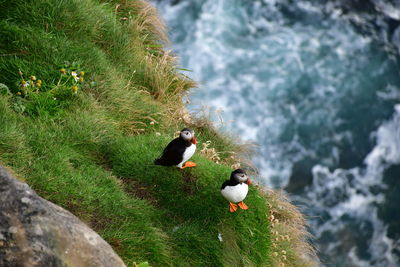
<box><xmin>220</xmin><ymin>179</ymin><xmax>239</xmax><ymax>190</ymax></box>
<box><xmin>154</xmin><ymin>138</ymin><xmax>186</xmax><ymax>166</ymax></box>
<box><xmin>220</xmin><ymin>180</ymin><xmax>230</xmax><ymax>190</ymax></box>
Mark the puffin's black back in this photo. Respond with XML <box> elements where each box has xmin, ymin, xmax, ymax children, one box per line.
<box><xmin>154</xmin><ymin>137</ymin><xmax>191</xmax><ymax>166</ymax></box>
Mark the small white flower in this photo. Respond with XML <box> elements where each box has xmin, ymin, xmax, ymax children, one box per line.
<box><xmin>71</xmin><ymin>71</ymin><xmax>77</xmax><ymax>77</ymax></box>
<box><xmin>74</xmin><ymin>76</ymin><xmax>79</xmax><ymax>82</ymax></box>
<box><xmin>21</xmin><ymin>82</ymin><xmax>29</xmax><ymax>87</ymax></box>
<box><xmin>53</xmin><ymin>97</ymin><xmax>57</xmax><ymax>100</ymax></box>
<box><xmin>155</xmin><ymin>132</ymin><xmax>161</xmax><ymax>136</ymax></box>
<box><xmin>218</xmin><ymin>233</ymin><xmax>223</xmax><ymax>242</ymax></box>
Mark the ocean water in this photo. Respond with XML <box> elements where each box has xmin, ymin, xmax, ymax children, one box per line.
<box><xmin>154</xmin><ymin>0</ymin><xmax>400</xmax><ymax>266</ymax></box>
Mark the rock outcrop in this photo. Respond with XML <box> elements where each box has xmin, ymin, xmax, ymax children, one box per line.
<box><xmin>0</xmin><ymin>166</ymin><xmax>126</xmax><ymax>267</ymax></box>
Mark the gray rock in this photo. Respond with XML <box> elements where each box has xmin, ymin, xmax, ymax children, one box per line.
<box><xmin>0</xmin><ymin>166</ymin><xmax>126</xmax><ymax>267</ymax></box>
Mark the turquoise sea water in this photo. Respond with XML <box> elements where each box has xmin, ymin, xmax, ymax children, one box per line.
<box><xmin>156</xmin><ymin>0</ymin><xmax>400</xmax><ymax>265</ymax></box>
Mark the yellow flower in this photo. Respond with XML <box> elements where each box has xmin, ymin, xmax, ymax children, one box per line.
<box><xmin>17</xmin><ymin>92</ymin><xmax>21</xmax><ymax>95</ymax></box>
<box><xmin>79</xmin><ymin>77</ymin><xmax>84</xmax><ymax>82</ymax></box>
<box><xmin>79</xmin><ymin>71</ymin><xmax>85</xmax><ymax>76</ymax></box>
<box><xmin>37</xmin><ymin>79</ymin><xmax>42</xmax><ymax>84</ymax></box>
<box><xmin>30</xmin><ymin>75</ymin><xmax>36</xmax><ymax>81</ymax></box>
<box><xmin>71</xmin><ymin>85</ymin><xmax>79</xmax><ymax>93</ymax></box>
<box><xmin>21</xmin><ymin>80</ymin><xmax>26</xmax><ymax>85</ymax></box>
<box><xmin>35</xmin><ymin>82</ymin><xmax>41</xmax><ymax>87</ymax></box>
<box><xmin>60</xmin><ymin>68</ymin><xmax>66</xmax><ymax>74</ymax></box>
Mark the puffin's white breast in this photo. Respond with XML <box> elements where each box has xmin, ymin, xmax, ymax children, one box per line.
<box><xmin>221</xmin><ymin>183</ymin><xmax>248</xmax><ymax>203</ymax></box>
<box><xmin>178</xmin><ymin>143</ymin><xmax>196</xmax><ymax>167</ymax></box>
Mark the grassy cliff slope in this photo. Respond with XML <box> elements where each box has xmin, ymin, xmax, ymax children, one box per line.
<box><xmin>0</xmin><ymin>0</ymin><xmax>317</xmax><ymax>266</ymax></box>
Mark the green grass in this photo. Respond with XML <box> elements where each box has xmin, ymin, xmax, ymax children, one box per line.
<box><xmin>0</xmin><ymin>0</ymin><xmax>318</xmax><ymax>266</ymax></box>
<box><xmin>107</xmin><ymin>134</ymin><xmax>271</xmax><ymax>265</ymax></box>
<box><xmin>0</xmin><ymin>95</ymin><xmax>272</xmax><ymax>266</ymax></box>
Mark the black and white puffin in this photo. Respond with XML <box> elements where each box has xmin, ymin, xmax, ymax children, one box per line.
<box><xmin>221</xmin><ymin>169</ymin><xmax>251</xmax><ymax>212</ymax></box>
<box><xmin>154</xmin><ymin>128</ymin><xmax>197</xmax><ymax>169</ymax></box>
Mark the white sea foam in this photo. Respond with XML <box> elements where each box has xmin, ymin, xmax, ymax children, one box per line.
<box><xmin>301</xmin><ymin>106</ymin><xmax>400</xmax><ymax>265</ymax></box>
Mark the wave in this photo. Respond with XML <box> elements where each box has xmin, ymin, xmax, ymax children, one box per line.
<box><xmin>295</xmin><ymin>105</ymin><xmax>400</xmax><ymax>265</ymax></box>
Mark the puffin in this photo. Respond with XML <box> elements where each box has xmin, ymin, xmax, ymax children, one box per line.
<box><xmin>154</xmin><ymin>128</ymin><xmax>197</xmax><ymax>169</ymax></box>
<box><xmin>221</xmin><ymin>169</ymin><xmax>251</xmax><ymax>212</ymax></box>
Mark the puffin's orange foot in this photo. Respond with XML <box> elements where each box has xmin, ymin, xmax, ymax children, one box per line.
<box><xmin>229</xmin><ymin>202</ymin><xmax>238</xmax><ymax>212</ymax></box>
<box><xmin>181</xmin><ymin>161</ymin><xmax>197</xmax><ymax>169</ymax></box>
<box><xmin>238</xmin><ymin>201</ymin><xmax>249</xmax><ymax>210</ymax></box>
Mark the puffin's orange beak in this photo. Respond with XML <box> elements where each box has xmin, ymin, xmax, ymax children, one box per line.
<box><xmin>192</xmin><ymin>137</ymin><xmax>196</xmax><ymax>144</ymax></box>
<box><xmin>247</xmin><ymin>179</ymin><xmax>251</xmax><ymax>185</ymax></box>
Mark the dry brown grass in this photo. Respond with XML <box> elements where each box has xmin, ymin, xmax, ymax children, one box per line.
<box><xmin>117</xmin><ymin>0</ymin><xmax>197</xmax><ymax>104</ymax></box>
<box><xmin>142</xmin><ymin>50</ymin><xmax>197</xmax><ymax>100</ymax></box>
<box><xmin>116</xmin><ymin>0</ymin><xmax>169</xmax><ymax>44</ymax></box>
<box><xmin>260</xmin><ymin>188</ymin><xmax>319</xmax><ymax>267</ymax></box>
<box><xmin>187</xmin><ymin>110</ymin><xmax>258</xmax><ymax>170</ymax></box>
<box><xmin>199</xmin><ymin>140</ymin><xmax>222</xmax><ymax>163</ymax></box>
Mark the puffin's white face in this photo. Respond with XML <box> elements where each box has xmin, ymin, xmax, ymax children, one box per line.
<box><xmin>180</xmin><ymin>129</ymin><xmax>194</xmax><ymax>141</ymax></box>
<box><xmin>233</xmin><ymin>171</ymin><xmax>248</xmax><ymax>183</ymax></box>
